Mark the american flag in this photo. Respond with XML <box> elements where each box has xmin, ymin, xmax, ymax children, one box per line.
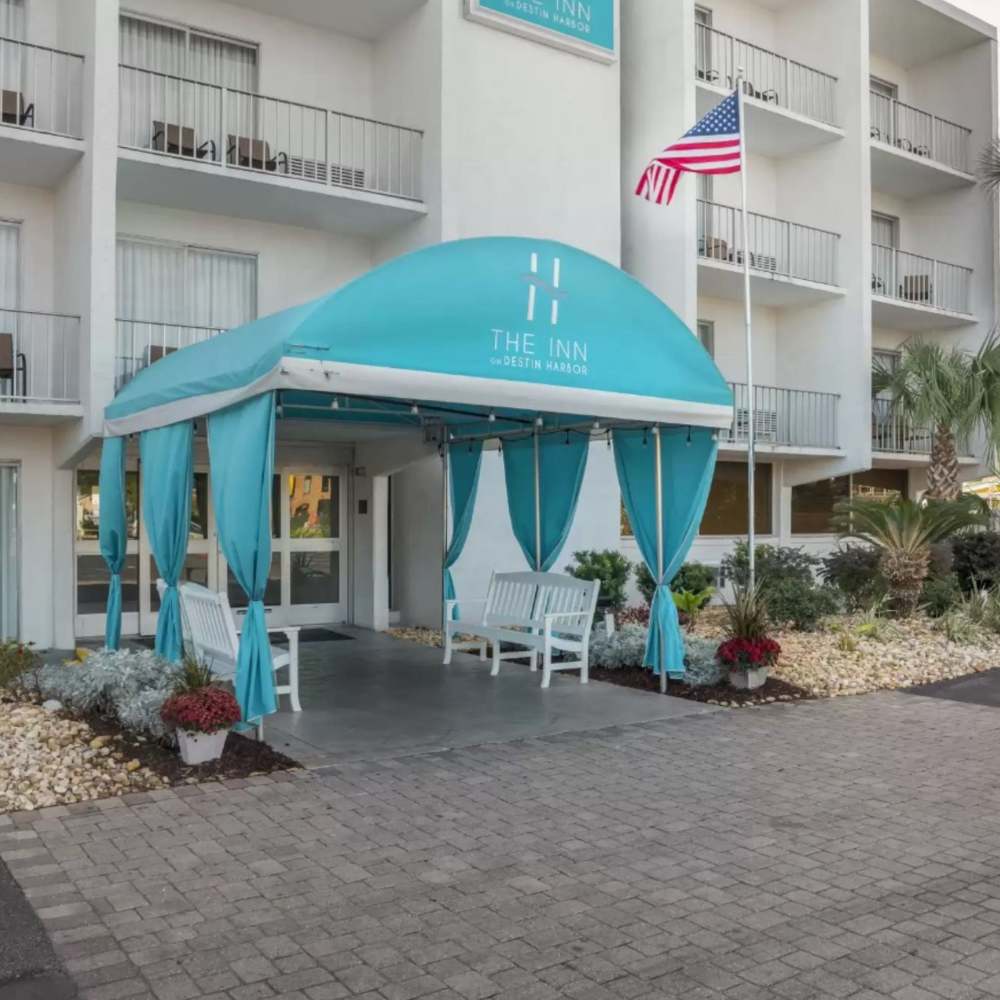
<box><xmin>635</xmin><ymin>90</ymin><xmax>742</xmax><ymax>206</ymax></box>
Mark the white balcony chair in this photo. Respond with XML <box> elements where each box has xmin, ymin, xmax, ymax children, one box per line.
<box><xmin>156</xmin><ymin>578</ymin><xmax>302</xmax><ymax>713</ymax></box>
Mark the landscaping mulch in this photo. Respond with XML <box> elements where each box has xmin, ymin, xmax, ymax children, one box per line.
<box><xmin>582</xmin><ymin>666</ymin><xmax>811</xmax><ymax>706</ymax></box>
<box><xmin>83</xmin><ymin>712</ymin><xmax>301</xmax><ymax>785</ymax></box>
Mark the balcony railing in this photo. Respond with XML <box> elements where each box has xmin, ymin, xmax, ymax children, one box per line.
<box><xmin>118</xmin><ymin>65</ymin><xmax>423</xmax><ymax>201</ymax></box>
<box><xmin>871</xmin><ymin>243</ymin><xmax>972</xmax><ymax>315</ymax></box>
<box><xmin>869</xmin><ymin>91</ymin><xmax>971</xmax><ymax>174</ymax></box>
<box><xmin>695</xmin><ymin>24</ymin><xmax>837</xmax><ymax>125</ymax></box>
<box><xmin>720</xmin><ymin>383</ymin><xmax>839</xmax><ymax>449</ymax></box>
<box><xmin>0</xmin><ymin>309</ymin><xmax>80</xmax><ymax>404</ymax></box>
<box><xmin>0</xmin><ymin>36</ymin><xmax>84</xmax><ymax>138</ymax></box>
<box><xmin>697</xmin><ymin>200</ymin><xmax>839</xmax><ymax>286</ymax></box>
<box><xmin>115</xmin><ymin>319</ymin><xmax>225</xmax><ymax>390</ymax></box>
<box><xmin>871</xmin><ymin>398</ymin><xmax>970</xmax><ymax>456</ymax></box>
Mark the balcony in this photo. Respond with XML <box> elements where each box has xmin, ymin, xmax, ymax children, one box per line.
<box><xmin>697</xmin><ymin>200</ymin><xmax>842</xmax><ymax>306</ymax></box>
<box><xmin>0</xmin><ymin>36</ymin><xmax>84</xmax><ymax>187</ymax></box>
<box><xmin>0</xmin><ymin>308</ymin><xmax>81</xmax><ymax>422</ymax></box>
<box><xmin>117</xmin><ymin>65</ymin><xmax>426</xmax><ymax>236</ymax></box>
<box><xmin>115</xmin><ymin>319</ymin><xmax>225</xmax><ymax>391</ymax></box>
<box><xmin>871</xmin><ymin>397</ymin><xmax>972</xmax><ymax>461</ymax></box>
<box><xmin>871</xmin><ymin>243</ymin><xmax>973</xmax><ymax>330</ymax></box>
<box><xmin>869</xmin><ymin>91</ymin><xmax>973</xmax><ymax>196</ymax></box>
<box><xmin>695</xmin><ymin>24</ymin><xmax>842</xmax><ymax>155</ymax></box>
<box><xmin>719</xmin><ymin>383</ymin><xmax>840</xmax><ymax>453</ymax></box>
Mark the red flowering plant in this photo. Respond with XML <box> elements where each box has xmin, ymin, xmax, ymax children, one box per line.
<box><xmin>160</xmin><ymin>686</ymin><xmax>241</xmax><ymax>735</ymax></box>
<box><xmin>716</xmin><ymin>636</ymin><xmax>781</xmax><ymax>671</ymax></box>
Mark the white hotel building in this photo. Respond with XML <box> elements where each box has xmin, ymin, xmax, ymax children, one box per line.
<box><xmin>0</xmin><ymin>0</ymin><xmax>996</xmax><ymax>649</ymax></box>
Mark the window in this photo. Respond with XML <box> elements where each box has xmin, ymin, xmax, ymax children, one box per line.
<box><xmin>119</xmin><ymin>14</ymin><xmax>258</xmax><ymax>91</ymax></box>
<box><xmin>870</xmin><ymin>76</ymin><xmax>898</xmax><ymax>100</ymax></box>
<box><xmin>116</xmin><ymin>237</ymin><xmax>257</xmax><ymax>329</ymax></box>
<box><xmin>75</xmin><ymin>469</ymin><xmax>140</xmax><ymax>541</ymax></box>
<box><xmin>700</xmin><ymin>461</ymin><xmax>772</xmax><ymax>535</ymax></box>
<box><xmin>791</xmin><ymin>476</ymin><xmax>850</xmax><ymax>534</ymax></box>
<box><xmin>696</xmin><ymin>319</ymin><xmax>715</xmax><ymax>358</ymax></box>
<box><xmin>695</xmin><ymin>5</ymin><xmax>712</xmax><ymax>26</ymax></box>
<box><xmin>0</xmin><ymin>0</ymin><xmax>24</xmax><ymax>41</ymax></box>
<box><xmin>872</xmin><ymin>212</ymin><xmax>899</xmax><ymax>249</ymax></box>
<box><xmin>853</xmin><ymin>467</ymin><xmax>907</xmax><ymax>502</ymax></box>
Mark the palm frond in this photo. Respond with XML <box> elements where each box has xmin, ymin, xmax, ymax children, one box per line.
<box><xmin>979</xmin><ymin>139</ymin><xmax>1000</xmax><ymax>197</ymax></box>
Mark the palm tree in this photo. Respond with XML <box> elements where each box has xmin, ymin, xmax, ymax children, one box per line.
<box><xmin>832</xmin><ymin>497</ymin><xmax>989</xmax><ymax>614</ymax></box>
<box><xmin>873</xmin><ymin>337</ymin><xmax>1000</xmax><ymax>500</ymax></box>
<box><xmin>979</xmin><ymin>139</ymin><xmax>1000</xmax><ymax>197</ymax></box>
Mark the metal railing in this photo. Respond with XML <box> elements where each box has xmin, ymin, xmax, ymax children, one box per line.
<box><xmin>0</xmin><ymin>308</ymin><xmax>79</xmax><ymax>404</ymax></box>
<box><xmin>697</xmin><ymin>200</ymin><xmax>839</xmax><ymax>286</ymax></box>
<box><xmin>115</xmin><ymin>319</ymin><xmax>225</xmax><ymax>389</ymax></box>
<box><xmin>720</xmin><ymin>382</ymin><xmax>839</xmax><ymax>449</ymax></box>
<box><xmin>695</xmin><ymin>24</ymin><xmax>837</xmax><ymax>125</ymax></box>
<box><xmin>0</xmin><ymin>35</ymin><xmax>84</xmax><ymax>138</ymax></box>
<box><xmin>118</xmin><ymin>65</ymin><xmax>423</xmax><ymax>201</ymax></box>
<box><xmin>869</xmin><ymin>91</ymin><xmax>971</xmax><ymax>173</ymax></box>
<box><xmin>871</xmin><ymin>243</ymin><xmax>972</xmax><ymax>314</ymax></box>
<box><xmin>871</xmin><ymin>399</ymin><xmax>972</xmax><ymax>456</ymax></box>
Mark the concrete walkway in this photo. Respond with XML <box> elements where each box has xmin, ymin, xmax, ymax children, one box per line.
<box><xmin>6</xmin><ymin>690</ymin><xmax>1000</xmax><ymax>999</ymax></box>
<box><xmin>264</xmin><ymin>629</ymin><xmax>717</xmax><ymax>765</ymax></box>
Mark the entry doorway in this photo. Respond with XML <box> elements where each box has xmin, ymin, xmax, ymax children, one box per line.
<box><xmin>75</xmin><ymin>462</ymin><xmax>348</xmax><ymax>640</ymax></box>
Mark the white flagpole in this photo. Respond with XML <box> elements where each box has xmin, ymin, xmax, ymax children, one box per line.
<box><xmin>735</xmin><ymin>70</ymin><xmax>756</xmax><ymax>590</ymax></box>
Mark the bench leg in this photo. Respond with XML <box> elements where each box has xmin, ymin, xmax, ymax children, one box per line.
<box><xmin>541</xmin><ymin>637</ymin><xmax>553</xmax><ymax>689</ymax></box>
<box><xmin>580</xmin><ymin>642</ymin><xmax>589</xmax><ymax>685</ymax></box>
<box><xmin>443</xmin><ymin>626</ymin><xmax>453</xmax><ymax>665</ymax></box>
<box><xmin>479</xmin><ymin>641</ymin><xmax>487</xmax><ymax>661</ymax></box>
<box><xmin>490</xmin><ymin>641</ymin><xmax>501</xmax><ymax>677</ymax></box>
<box><xmin>288</xmin><ymin>634</ymin><xmax>302</xmax><ymax>712</ymax></box>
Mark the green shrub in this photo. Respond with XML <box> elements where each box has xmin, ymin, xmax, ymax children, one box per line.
<box><xmin>920</xmin><ymin>574</ymin><xmax>962</xmax><ymax>618</ymax></box>
<box><xmin>765</xmin><ymin>577</ymin><xmax>841</xmax><ymax>631</ymax></box>
<box><xmin>721</xmin><ymin>541</ymin><xmax>817</xmax><ymax>589</ymax></box>
<box><xmin>589</xmin><ymin>623</ymin><xmax>646</xmax><ymax>668</ymax></box>
<box><xmin>566</xmin><ymin>549</ymin><xmax>631</xmax><ymax>612</ymax></box>
<box><xmin>821</xmin><ymin>546</ymin><xmax>887</xmax><ymax>610</ymax></box>
<box><xmin>36</xmin><ymin>648</ymin><xmax>176</xmax><ymax>738</ymax></box>
<box><xmin>672</xmin><ymin>588</ymin><xmax>715</xmax><ymax>630</ymax></box>
<box><xmin>636</xmin><ymin>561</ymin><xmax>716</xmax><ymax>607</ymax></box>
<box><xmin>951</xmin><ymin>532</ymin><xmax>1000</xmax><ymax>593</ymax></box>
<box><xmin>934</xmin><ymin>609</ymin><xmax>981</xmax><ymax>645</ymax></box>
<box><xmin>0</xmin><ymin>640</ymin><xmax>41</xmax><ymax>693</ymax></box>
<box><xmin>683</xmin><ymin>635</ymin><xmax>725</xmax><ymax>687</ymax></box>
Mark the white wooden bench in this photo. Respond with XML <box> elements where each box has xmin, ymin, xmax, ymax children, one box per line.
<box><xmin>443</xmin><ymin>571</ymin><xmax>600</xmax><ymax>688</ymax></box>
<box><xmin>158</xmin><ymin>579</ymin><xmax>302</xmax><ymax>713</ymax></box>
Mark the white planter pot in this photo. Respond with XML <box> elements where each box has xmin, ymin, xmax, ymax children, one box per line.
<box><xmin>176</xmin><ymin>727</ymin><xmax>229</xmax><ymax>765</ymax></box>
<box><xmin>730</xmin><ymin>666</ymin><xmax>769</xmax><ymax>691</ymax></box>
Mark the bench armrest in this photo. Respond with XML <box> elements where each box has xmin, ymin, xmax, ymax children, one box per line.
<box><xmin>265</xmin><ymin>625</ymin><xmax>301</xmax><ymax>639</ymax></box>
<box><xmin>445</xmin><ymin>597</ymin><xmax>487</xmax><ymax>613</ymax></box>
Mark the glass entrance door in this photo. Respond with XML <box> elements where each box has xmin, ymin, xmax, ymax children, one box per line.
<box><xmin>225</xmin><ymin>467</ymin><xmax>346</xmax><ymax>627</ymax></box>
<box><xmin>0</xmin><ymin>463</ymin><xmax>18</xmax><ymax>640</ymax></box>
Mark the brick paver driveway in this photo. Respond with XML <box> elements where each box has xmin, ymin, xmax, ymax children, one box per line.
<box><xmin>4</xmin><ymin>691</ymin><xmax>1000</xmax><ymax>1000</ymax></box>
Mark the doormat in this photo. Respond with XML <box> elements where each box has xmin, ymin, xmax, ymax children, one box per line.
<box><xmin>126</xmin><ymin>629</ymin><xmax>352</xmax><ymax>650</ymax></box>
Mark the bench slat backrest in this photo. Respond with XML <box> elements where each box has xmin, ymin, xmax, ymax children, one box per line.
<box><xmin>484</xmin><ymin>571</ymin><xmax>540</xmax><ymax>628</ymax></box>
<box><xmin>178</xmin><ymin>581</ymin><xmax>240</xmax><ymax>676</ymax></box>
<box><xmin>534</xmin><ymin>573</ymin><xmax>600</xmax><ymax>637</ymax></box>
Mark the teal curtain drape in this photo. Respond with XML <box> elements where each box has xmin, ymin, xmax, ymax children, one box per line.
<box><xmin>208</xmin><ymin>393</ymin><xmax>277</xmax><ymax>722</ymax></box>
<box><xmin>613</xmin><ymin>427</ymin><xmax>717</xmax><ymax>677</ymax></box>
<box><xmin>443</xmin><ymin>441</ymin><xmax>483</xmax><ymax>618</ymax></box>
<box><xmin>98</xmin><ymin>436</ymin><xmax>127</xmax><ymax>651</ymax></box>
<box><xmin>502</xmin><ymin>432</ymin><xmax>589</xmax><ymax>571</ymax></box>
<box><xmin>140</xmin><ymin>421</ymin><xmax>193</xmax><ymax>662</ymax></box>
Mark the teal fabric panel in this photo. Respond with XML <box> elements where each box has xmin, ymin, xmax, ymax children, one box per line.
<box><xmin>98</xmin><ymin>436</ymin><xmax>127</xmax><ymax>651</ymax></box>
<box><xmin>140</xmin><ymin>422</ymin><xmax>193</xmax><ymax>662</ymax></box>
<box><xmin>502</xmin><ymin>432</ymin><xmax>589</xmax><ymax>571</ymax></box>
<box><xmin>106</xmin><ymin>238</ymin><xmax>732</xmax><ymax>427</ymax></box>
<box><xmin>207</xmin><ymin>393</ymin><xmax>277</xmax><ymax>722</ymax></box>
<box><xmin>613</xmin><ymin>427</ymin><xmax>717</xmax><ymax>677</ymax></box>
<box><xmin>443</xmin><ymin>442</ymin><xmax>483</xmax><ymax>618</ymax></box>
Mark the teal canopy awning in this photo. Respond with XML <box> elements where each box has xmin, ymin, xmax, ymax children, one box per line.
<box><xmin>105</xmin><ymin>237</ymin><xmax>732</xmax><ymax>436</ymax></box>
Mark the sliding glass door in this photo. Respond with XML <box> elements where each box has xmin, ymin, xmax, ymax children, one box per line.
<box><xmin>0</xmin><ymin>464</ymin><xmax>17</xmax><ymax>640</ymax></box>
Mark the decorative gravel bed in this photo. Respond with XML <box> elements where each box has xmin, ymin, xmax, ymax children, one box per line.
<box><xmin>390</xmin><ymin>614</ymin><xmax>999</xmax><ymax>701</ymax></box>
<box><xmin>0</xmin><ymin>699</ymin><xmax>167</xmax><ymax>812</ymax></box>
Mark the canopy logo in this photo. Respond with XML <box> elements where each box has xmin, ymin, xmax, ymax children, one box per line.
<box><xmin>488</xmin><ymin>250</ymin><xmax>589</xmax><ymax>377</ymax></box>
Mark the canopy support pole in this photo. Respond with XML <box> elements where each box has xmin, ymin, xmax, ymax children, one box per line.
<box><xmin>441</xmin><ymin>445</ymin><xmax>449</xmax><ymax>635</ymax></box>
<box><xmin>654</xmin><ymin>426</ymin><xmax>666</xmax><ymax>693</ymax></box>
<box><xmin>533</xmin><ymin>427</ymin><xmax>542</xmax><ymax>571</ymax></box>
